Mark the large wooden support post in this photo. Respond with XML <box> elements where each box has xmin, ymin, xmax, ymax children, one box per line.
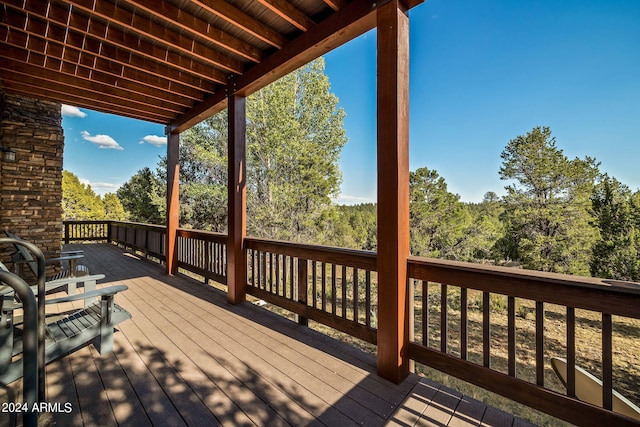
<box><xmin>376</xmin><ymin>0</ymin><xmax>410</xmax><ymax>384</ymax></box>
<box><xmin>166</xmin><ymin>129</ymin><xmax>180</xmax><ymax>275</ymax></box>
<box><xmin>227</xmin><ymin>93</ymin><xmax>247</xmax><ymax>304</ymax></box>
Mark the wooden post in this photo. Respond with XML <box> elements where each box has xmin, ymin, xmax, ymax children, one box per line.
<box><xmin>227</xmin><ymin>92</ymin><xmax>247</xmax><ymax>304</ymax></box>
<box><xmin>376</xmin><ymin>0</ymin><xmax>410</xmax><ymax>384</ymax></box>
<box><xmin>166</xmin><ymin>129</ymin><xmax>180</xmax><ymax>275</ymax></box>
<box><xmin>297</xmin><ymin>258</ymin><xmax>309</xmax><ymax>326</ymax></box>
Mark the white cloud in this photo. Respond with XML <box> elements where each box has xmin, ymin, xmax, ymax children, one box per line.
<box><xmin>79</xmin><ymin>179</ymin><xmax>122</xmax><ymax>196</ymax></box>
<box><xmin>333</xmin><ymin>194</ymin><xmax>375</xmax><ymax>205</ymax></box>
<box><xmin>61</xmin><ymin>105</ymin><xmax>87</xmax><ymax>118</ymax></box>
<box><xmin>81</xmin><ymin>131</ymin><xmax>123</xmax><ymax>150</ymax></box>
<box><xmin>139</xmin><ymin>135</ymin><xmax>167</xmax><ymax>147</ymax></box>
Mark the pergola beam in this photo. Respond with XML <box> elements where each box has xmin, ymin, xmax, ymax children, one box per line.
<box><xmin>170</xmin><ymin>0</ymin><xmax>383</xmax><ymax>133</ymax></box>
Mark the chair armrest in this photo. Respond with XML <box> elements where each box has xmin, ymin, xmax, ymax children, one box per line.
<box><xmin>44</xmin><ymin>273</ymin><xmax>105</xmax><ymax>287</ymax></box>
<box><xmin>45</xmin><ymin>285</ymin><xmax>128</xmax><ymax>305</ymax></box>
<box><xmin>45</xmin><ymin>254</ymin><xmax>85</xmax><ymax>263</ymax></box>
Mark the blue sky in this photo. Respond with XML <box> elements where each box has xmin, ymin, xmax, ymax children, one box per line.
<box><xmin>62</xmin><ymin>0</ymin><xmax>640</xmax><ymax>203</ymax></box>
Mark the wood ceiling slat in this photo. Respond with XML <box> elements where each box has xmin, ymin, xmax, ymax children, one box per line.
<box><xmin>257</xmin><ymin>0</ymin><xmax>315</xmax><ymax>32</ymax></box>
<box><xmin>5</xmin><ymin>0</ymin><xmax>228</xmax><ymax>84</ymax></box>
<box><xmin>171</xmin><ymin>0</ymin><xmax>380</xmax><ymax>132</ymax></box>
<box><xmin>0</xmin><ymin>56</ymin><xmax>183</xmax><ymax>117</ymax></box>
<box><xmin>0</xmin><ymin>27</ymin><xmax>195</xmax><ymax>107</ymax></box>
<box><xmin>124</xmin><ymin>0</ymin><xmax>262</xmax><ymax>63</ymax></box>
<box><xmin>1</xmin><ymin>6</ymin><xmax>213</xmax><ymax>96</ymax></box>
<box><xmin>1</xmin><ymin>79</ymin><xmax>173</xmax><ymax>123</ymax></box>
<box><xmin>63</xmin><ymin>0</ymin><xmax>245</xmax><ymax>74</ymax></box>
<box><xmin>322</xmin><ymin>0</ymin><xmax>345</xmax><ymax>12</ymax></box>
<box><xmin>191</xmin><ymin>0</ymin><xmax>287</xmax><ymax>49</ymax></box>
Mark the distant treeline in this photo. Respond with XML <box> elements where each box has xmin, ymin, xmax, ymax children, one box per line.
<box><xmin>63</xmin><ymin>60</ymin><xmax>640</xmax><ymax>282</ymax></box>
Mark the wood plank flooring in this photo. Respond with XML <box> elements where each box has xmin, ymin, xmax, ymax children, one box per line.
<box><xmin>1</xmin><ymin>244</ymin><xmax>536</xmax><ymax>427</ymax></box>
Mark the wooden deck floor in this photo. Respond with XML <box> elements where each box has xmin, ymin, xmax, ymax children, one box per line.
<box><xmin>2</xmin><ymin>244</ymin><xmax>536</xmax><ymax>427</ymax></box>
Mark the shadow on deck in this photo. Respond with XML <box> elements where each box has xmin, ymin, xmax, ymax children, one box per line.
<box><xmin>1</xmin><ymin>244</ymin><xmax>535</xmax><ymax>426</ymax></box>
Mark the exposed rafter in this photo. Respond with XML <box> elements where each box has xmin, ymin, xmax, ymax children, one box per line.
<box><xmin>0</xmin><ymin>0</ymin><xmax>424</xmax><ymax>126</ymax></box>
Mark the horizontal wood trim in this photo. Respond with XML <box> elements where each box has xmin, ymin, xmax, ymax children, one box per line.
<box><xmin>408</xmin><ymin>257</ymin><xmax>640</xmax><ymax>319</ymax></box>
<box><xmin>247</xmin><ymin>286</ymin><xmax>377</xmax><ymax>344</ymax></box>
<box><xmin>58</xmin><ymin>0</ymin><xmax>244</xmax><ymax>74</ymax></box>
<box><xmin>124</xmin><ymin>0</ymin><xmax>262</xmax><ymax>62</ymax></box>
<box><xmin>1</xmin><ymin>79</ymin><xmax>172</xmax><ymax>124</ymax></box>
<box><xmin>409</xmin><ymin>343</ymin><xmax>639</xmax><ymax>427</ymax></box>
<box><xmin>171</xmin><ymin>0</ymin><xmax>381</xmax><ymax>132</ymax></box>
<box><xmin>0</xmin><ymin>27</ymin><xmax>195</xmax><ymax>106</ymax></box>
<box><xmin>111</xmin><ymin>222</ymin><xmax>167</xmax><ymax>233</ymax></box>
<box><xmin>177</xmin><ymin>262</ymin><xmax>227</xmax><ymax>286</ymax></box>
<box><xmin>191</xmin><ymin>0</ymin><xmax>287</xmax><ymax>49</ymax></box>
<box><xmin>177</xmin><ymin>229</ymin><xmax>228</xmax><ymax>245</ymax></box>
<box><xmin>246</xmin><ymin>238</ymin><xmax>376</xmax><ymax>271</ymax></box>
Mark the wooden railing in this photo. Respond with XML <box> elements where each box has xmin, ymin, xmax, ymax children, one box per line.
<box><xmin>407</xmin><ymin>257</ymin><xmax>640</xmax><ymax>426</ymax></box>
<box><xmin>245</xmin><ymin>238</ymin><xmax>378</xmax><ymax>344</ymax></box>
<box><xmin>62</xmin><ymin>220</ymin><xmax>640</xmax><ymax>425</ymax></box>
<box><xmin>177</xmin><ymin>229</ymin><xmax>227</xmax><ymax>285</ymax></box>
<box><xmin>109</xmin><ymin>221</ymin><xmax>166</xmax><ymax>261</ymax></box>
<box><xmin>63</xmin><ymin>220</ymin><xmax>110</xmax><ymax>243</ymax></box>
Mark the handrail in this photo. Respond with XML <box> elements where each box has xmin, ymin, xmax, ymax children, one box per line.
<box><xmin>0</xmin><ymin>272</ymin><xmax>39</xmax><ymax>427</ymax></box>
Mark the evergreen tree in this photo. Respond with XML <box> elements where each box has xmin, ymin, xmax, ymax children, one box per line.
<box><xmin>163</xmin><ymin>58</ymin><xmax>347</xmax><ymax>242</ymax></box>
<box><xmin>409</xmin><ymin>167</ymin><xmax>472</xmax><ymax>260</ymax></box>
<box><xmin>62</xmin><ymin>170</ymin><xmax>105</xmax><ymax>220</ymax></box>
<box><xmin>116</xmin><ymin>167</ymin><xmax>165</xmax><ymax>224</ymax></box>
<box><xmin>498</xmin><ymin>126</ymin><xmax>600</xmax><ymax>275</ymax></box>
<box><xmin>103</xmin><ymin>193</ymin><xmax>127</xmax><ymax>221</ymax></box>
<box><xmin>590</xmin><ymin>176</ymin><xmax>640</xmax><ymax>280</ymax></box>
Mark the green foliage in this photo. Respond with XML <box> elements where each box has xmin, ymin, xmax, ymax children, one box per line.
<box><xmin>498</xmin><ymin>126</ymin><xmax>600</xmax><ymax>275</ymax></box>
<box><xmin>410</xmin><ymin>167</ymin><xmax>469</xmax><ymax>259</ymax></box>
<box><xmin>246</xmin><ymin>59</ymin><xmax>346</xmax><ymax>242</ymax></box>
<box><xmin>62</xmin><ymin>171</ymin><xmax>105</xmax><ymax>220</ymax></box>
<box><xmin>62</xmin><ymin>171</ymin><xmax>126</xmax><ymax>221</ymax></box>
<box><xmin>116</xmin><ymin>167</ymin><xmax>165</xmax><ymax>224</ymax></box>
<box><xmin>102</xmin><ymin>193</ymin><xmax>126</xmax><ymax>220</ymax></box>
<box><xmin>167</xmin><ymin>58</ymin><xmax>347</xmax><ymax>242</ymax></box>
<box><xmin>331</xmin><ymin>203</ymin><xmax>377</xmax><ymax>250</ymax></box>
<box><xmin>590</xmin><ymin>176</ymin><xmax>640</xmax><ymax>280</ymax></box>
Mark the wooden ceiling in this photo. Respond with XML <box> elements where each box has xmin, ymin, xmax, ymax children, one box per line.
<box><xmin>0</xmin><ymin>0</ymin><xmax>422</xmax><ymax>133</ymax></box>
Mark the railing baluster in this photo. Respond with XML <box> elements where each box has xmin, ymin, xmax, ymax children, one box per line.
<box><xmin>274</xmin><ymin>253</ymin><xmax>280</xmax><ymax>295</ymax></box>
<box><xmin>321</xmin><ymin>262</ymin><xmax>327</xmax><ymax>312</ymax></box>
<box><xmin>353</xmin><ymin>268</ymin><xmax>359</xmax><ymax>323</ymax></box>
<box><xmin>460</xmin><ymin>287</ymin><xmax>467</xmax><ymax>360</ymax></box>
<box><xmin>342</xmin><ymin>265</ymin><xmax>347</xmax><ymax>318</ymax></box>
<box><xmin>602</xmin><ymin>313</ymin><xmax>613</xmax><ymax>411</ymax></box>
<box><xmin>483</xmin><ymin>291</ymin><xmax>490</xmax><ymax>368</ymax></box>
<box><xmin>441</xmin><ymin>284</ymin><xmax>448</xmax><ymax>353</ymax></box>
<box><xmin>332</xmin><ymin>264</ymin><xmax>337</xmax><ymax>315</ymax></box>
<box><xmin>297</xmin><ymin>258</ymin><xmax>308</xmax><ymax>326</ymax></box>
<box><xmin>289</xmin><ymin>255</ymin><xmax>294</xmax><ymax>300</ymax></box>
<box><xmin>365</xmin><ymin>270</ymin><xmax>371</xmax><ymax>327</ymax></box>
<box><xmin>536</xmin><ymin>301</ymin><xmax>544</xmax><ymax>387</ymax></box>
<box><xmin>312</xmin><ymin>261</ymin><xmax>317</xmax><ymax>309</ymax></box>
<box><xmin>508</xmin><ymin>296</ymin><xmax>516</xmax><ymax>377</ymax></box>
<box><xmin>422</xmin><ymin>280</ymin><xmax>428</xmax><ymax>347</ymax></box>
<box><xmin>567</xmin><ymin>307</ymin><xmax>576</xmax><ymax>398</ymax></box>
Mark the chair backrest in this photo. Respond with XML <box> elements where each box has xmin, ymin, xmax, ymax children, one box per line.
<box><xmin>4</xmin><ymin>232</ymin><xmax>39</xmax><ymax>277</ymax></box>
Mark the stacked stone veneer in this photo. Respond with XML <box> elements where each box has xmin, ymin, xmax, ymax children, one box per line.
<box><xmin>0</xmin><ymin>92</ymin><xmax>64</xmax><ymax>266</ymax></box>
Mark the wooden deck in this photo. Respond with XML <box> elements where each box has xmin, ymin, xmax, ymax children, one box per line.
<box><xmin>2</xmin><ymin>244</ymin><xmax>535</xmax><ymax>427</ymax></box>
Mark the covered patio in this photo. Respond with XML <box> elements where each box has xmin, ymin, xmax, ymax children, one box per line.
<box><xmin>3</xmin><ymin>243</ymin><xmax>531</xmax><ymax>426</ymax></box>
<box><xmin>2</xmin><ymin>0</ymin><xmax>640</xmax><ymax>426</ymax></box>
